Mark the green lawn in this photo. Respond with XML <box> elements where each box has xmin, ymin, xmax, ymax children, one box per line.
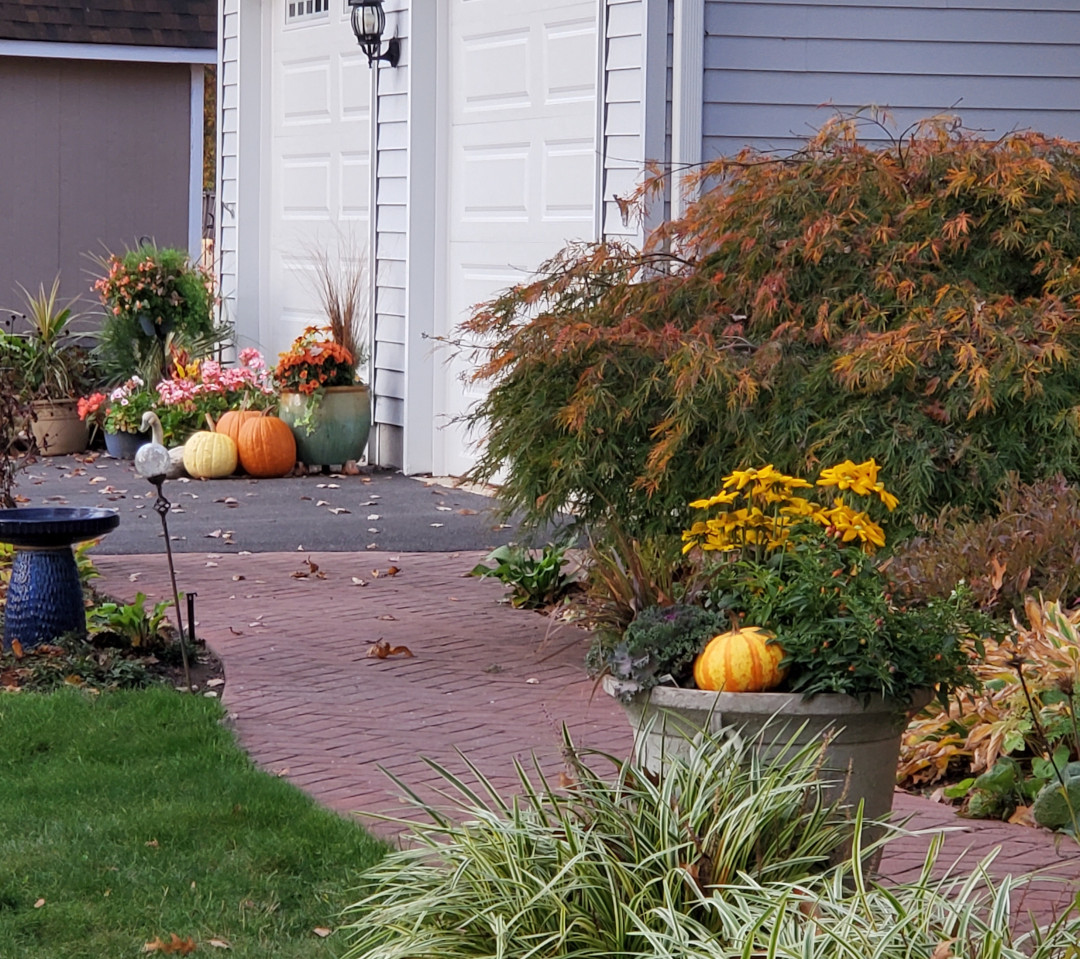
<box><xmin>0</xmin><ymin>688</ymin><xmax>385</xmax><ymax>958</ymax></box>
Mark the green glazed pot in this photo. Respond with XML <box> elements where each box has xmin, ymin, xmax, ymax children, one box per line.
<box><xmin>279</xmin><ymin>385</ymin><xmax>371</xmax><ymax>467</ymax></box>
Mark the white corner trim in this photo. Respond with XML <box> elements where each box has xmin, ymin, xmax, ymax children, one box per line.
<box><xmin>403</xmin><ymin>0</ymin><xmax>439</xmax><ymax>476</ymax></box>
<box><xmin>671</xmin><ymin>0</ymin><xmax>703</xmax><ymax>221</ymax></box>
<box><xmin>189</xmin><ymin>65</ymin><xmax>206</xmax><ymax>259</ymax></box>
<box><xmin>0</xmin><ymin>38</ymin><xmax>215</xmax><ymax>64</ymax></box>
<box><xmin>640</xmin><ymin>0</ymin><xmax>668</xmax><ymax>237</ymax></box>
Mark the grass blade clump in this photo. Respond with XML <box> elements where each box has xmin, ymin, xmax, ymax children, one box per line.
<box><xmin>341</xmin><ymin>725</ymin><xmax>872</xmax><ymax>959</ymax></box>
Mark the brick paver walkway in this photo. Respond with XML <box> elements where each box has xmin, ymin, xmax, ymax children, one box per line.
<box><xmin>96</xmin><ymin>550</ymin><xmax>1080</xmax><ymax>922</ymax></box>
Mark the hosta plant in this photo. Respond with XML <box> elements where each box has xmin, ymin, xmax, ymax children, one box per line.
<box><xmin>899</xmin><ymin>597</ymin><xmax>1080</xmax><ymax>831</ymax></box>
<box><xmin>469</xmin><ymin>542</ymin><xmax>576</xmax><ymax>609</ymax></box>
<box><xmin>461</xmin><ymin>116</ymin><xmax>1080</xmax><ymax>537</ymax></box>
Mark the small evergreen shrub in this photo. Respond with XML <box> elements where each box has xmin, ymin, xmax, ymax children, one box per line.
<box><xmin>462</xmin><ymin>116</ymin><xmax>1080</xmax><ymax>536</ymax></box>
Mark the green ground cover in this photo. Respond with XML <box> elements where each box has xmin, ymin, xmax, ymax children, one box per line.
<box><xmin>0</xmin><ymin>688</ymin><xmax>384</xmax><ymax>958</ymax></box>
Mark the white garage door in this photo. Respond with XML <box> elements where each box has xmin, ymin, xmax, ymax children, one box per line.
<box><xmin>267</xmin><ymin>0</ymin><xmax>371</xmax><ymax>360</ymax></box>
<box><xmin>434</xmin><ymin>0</ymin><xmax>599</xmax><ymax>477</ymax></box>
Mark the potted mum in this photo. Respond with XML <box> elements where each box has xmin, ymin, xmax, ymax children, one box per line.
<box><xmin>593</xmin><ymin>459</ymin><xmax>999</xmax><ymax>822</ymax></box>
<box><xmin>275</xmin><ymin>247</ymin><xmax>370</xmax><ymax>467</ymax></box>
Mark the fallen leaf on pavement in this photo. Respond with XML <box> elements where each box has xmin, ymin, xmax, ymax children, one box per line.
<box><xmin>367</xmin><ymin>640</ymin><xmax>413</xmax><ymax>659</ymax></box>
<box><xmin>386</xmin><ymin>565</ymin><xmax>400</xmax><ymax>577</ymax></box>
<box><xmin>458</xmin><ymin>508</ymin><xmax>478</xmax><ymax>515</ymax></box>
<box><xmin>89</xmin><ymin>476</ymin><xmax>106</xmax><ymax>485</ymax></box>
<box><xmin>351</xmin><ymin>577</ymin><xmax>367</xmax><ymax>586</ymax></box>
<box><xmin>328</xmin><ymin>507</ymin><xmax>350</xmax><ymax>515</ymax></box>
<box><xmin>376</xmin><ymin>614</ymin><xmax>397</xmax><ymax>621</ymax></box>
<box><xmin>436</xmin><ymin>505</ymin><xmax>453</xmax><ymax>511</ymax></box>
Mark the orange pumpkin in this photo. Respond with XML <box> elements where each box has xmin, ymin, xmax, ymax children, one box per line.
<box><xmin>693</xmin><ymin>627</ymin><xmax>786</xmax><ymax>693</ymax></box>
<box><xmin>237</xmin><ymin>413</ymin><xmax>296</xmax><ymax>478</ymax></box>
<box><xmin>216</xmin><ymin>409</ymin><xmax>261</xmax><ymax>453</ymax></box>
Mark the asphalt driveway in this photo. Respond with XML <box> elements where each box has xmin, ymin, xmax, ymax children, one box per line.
<box><xmin>11</xmin><ymin>453</ymin><xmax>557</xmax><ymax>554</ymax></box>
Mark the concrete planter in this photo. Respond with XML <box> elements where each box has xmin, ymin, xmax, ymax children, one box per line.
<box><xmin>606</xmin><ymin>679</ymin><xmax>931</xmax><ymax>824</ymax></box>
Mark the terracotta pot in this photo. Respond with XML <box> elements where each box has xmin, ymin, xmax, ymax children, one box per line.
<box><xmin>30</xmin><ymin>399</ymin><xmax>89</xmax><ymax>456</ymax></box>
<box><xmin>278</xmin><ymin>385</ymin><xmax>371</xmax><ymax>467</ymax></box>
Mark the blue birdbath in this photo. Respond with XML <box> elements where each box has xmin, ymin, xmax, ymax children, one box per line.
<box><xmin>0</xmin><ymin>507</ymin><xmax>120</xmax><ymax>651</ymax></box>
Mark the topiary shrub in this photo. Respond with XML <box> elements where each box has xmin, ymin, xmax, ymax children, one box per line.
<box><xmin>461</xmin><ymin>116</ymin><xmax>1080</xmax><ymax>537</ymax></box>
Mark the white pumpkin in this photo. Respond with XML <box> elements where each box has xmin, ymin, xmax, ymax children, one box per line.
<box><xmin>182</xmin><ymin>431</ymin><xmax>237</xmax><ymax>479</ymax></box>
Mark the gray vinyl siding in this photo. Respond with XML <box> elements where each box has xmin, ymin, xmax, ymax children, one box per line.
<box><xmin>702</xmin><ymin>0</ymin><xmax>1080</xmax><ymax>159</ymax></box>
<box><xmin>602</xmin><ymin>0</ymin><xmax>647</xmax><ymax>238</ymax></box>
<box><xmin>371</xmin><ymin>0</ymin><xmax>407</xmax><ymax>456</ymax></box>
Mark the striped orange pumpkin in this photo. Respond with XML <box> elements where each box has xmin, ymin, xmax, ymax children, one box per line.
<box><xmin>693</xmin><ymin>627</ymin><xmax>787</xmax><ymax>692</ymax></box>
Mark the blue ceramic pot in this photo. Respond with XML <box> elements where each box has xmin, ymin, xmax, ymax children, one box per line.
<box><xmin>104</xmin><ymin>429</ymin><xmax>149</xmax><ymax>460</ymax></box>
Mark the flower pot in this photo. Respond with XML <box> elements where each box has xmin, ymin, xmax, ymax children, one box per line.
<box><xmin>278</xmin><ymin>385</ymin><xmax>371</xmax><ymax>468</ymax></box>
<box><xmin>29</xmin><ymin>399</ymin><xmax>89</xmax><ymax>456</ymax></box>
<box><xmin>606</xmin><ymin>679</ymin><xmax>932</xmax><ymax>824</ymax></box>
<box><xmin>104</xmin><ymin>428</ymin><xmax>149</xmax><ymax>460</ymax></box>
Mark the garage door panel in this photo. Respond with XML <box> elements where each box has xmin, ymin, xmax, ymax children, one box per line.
<box><xmin>437</xmin><ymin>0</ymin><xmax>598</xmax><ymax>476</ymax></box>
<box><xmin>268</xmin><ymin>0</ymin><xmax>370</xmax><ymax>360</ymax></box>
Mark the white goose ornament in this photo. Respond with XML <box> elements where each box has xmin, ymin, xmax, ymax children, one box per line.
<box><xmin>136</xmin><ymin>411</ymin><xmax>187</xmax><ymax>480</ymax></box>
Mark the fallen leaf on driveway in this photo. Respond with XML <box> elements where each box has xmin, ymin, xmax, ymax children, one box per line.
<box><xmin>376</xmin><ymin>614</ymin><xmax>397</xmax><ymax>622</ymax></box>
<box><xmin>367</xmin><ymin>640</ymin><xmax>413</xmax><ymax>659</ymax></box>
<box><xmin>328</xmin><ymin>507</ymin><xmax>350</xmax><ymax>515</ymax></box>
<box><xmin>89</xmin><ymin>476</ymin><xmax>106</xmax><ymax>485</ymax></box>
<box><xmin>430</xmin><ymin>523</ymin><xmax>444</xmax><ymax>528</ymax></box>
<box><xmin>458</xmin><ymin>508</ymin><xmax>478</xmax><ymax>515</ymax></box>
<box><xmin>351</xmin><ymin>577</ymin><xmax>367</xmax><ymax>586</ymax></box>
<box><xmin>436</xmin><ymin>505</ymin><xmax>453</xmax><ymax>511</ymax></box>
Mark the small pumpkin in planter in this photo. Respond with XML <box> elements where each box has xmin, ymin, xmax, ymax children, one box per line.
<box><xmin>182</xmin><ymin>430</ymin><xmax>238</xmax><ymax>479</ymax></box>
<box><xmin>693</xmin><ymin>627</ymin><xmax>786</xmax><ymax>693</ymax></box>
<box><xmin>237</xmin><ymin>412</ymin><xmax>296</xmax><ymax>478</ymax></box>
<box><xmin>215</xmin><ymin>409</ymin><xmax>261</xmax><ymax>452</ymax></box>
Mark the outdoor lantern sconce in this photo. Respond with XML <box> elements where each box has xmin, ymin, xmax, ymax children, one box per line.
<box><xmin>349</xmin><ymin>0</ymin><xmax>399</xmax><ymax>68</ymax></box>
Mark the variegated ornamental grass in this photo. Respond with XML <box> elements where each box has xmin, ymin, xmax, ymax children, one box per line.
<box><xmin>341</xmin><ymin>725</ymin><xmax>1080</xmax><ymax>959</ymax></box>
